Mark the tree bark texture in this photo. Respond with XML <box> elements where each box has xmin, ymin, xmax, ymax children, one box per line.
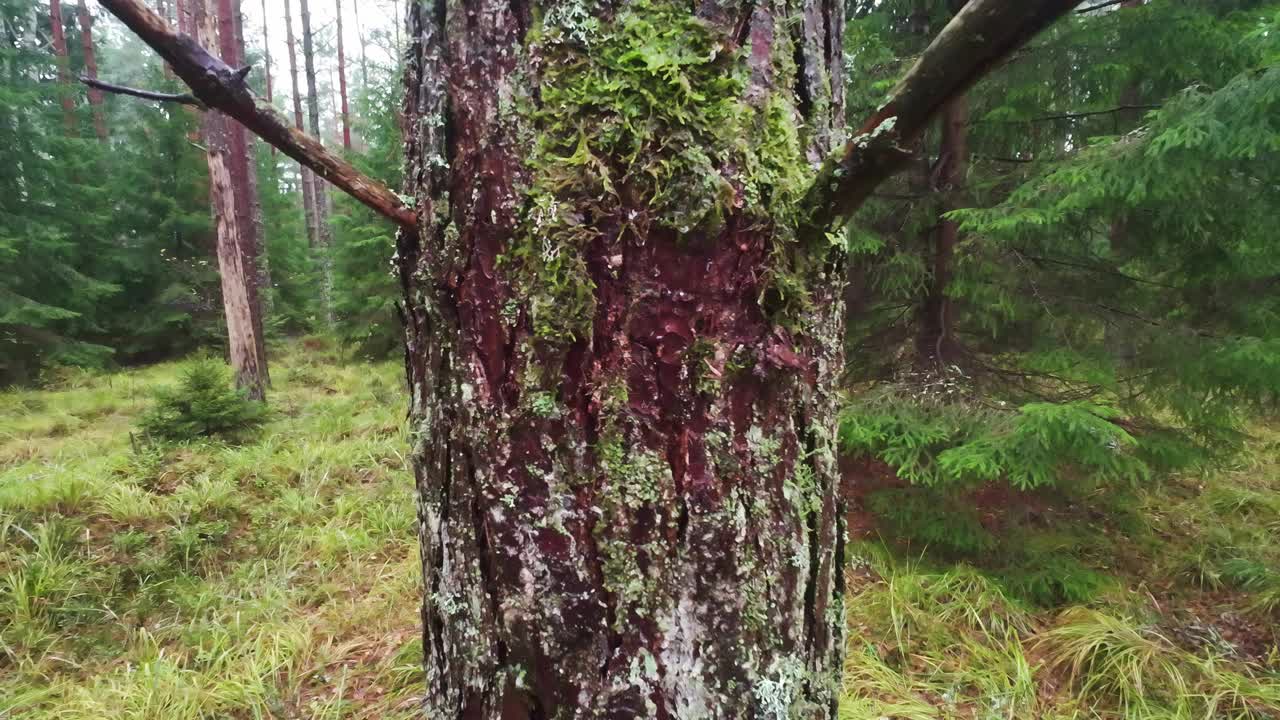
<box><xmin>193</xmin><ymin>0</ymin><xmax>266</xmax><ymax>400</ymax></box>
<box><xmin>76</xmin><ymin>0</ymin><xmax>107</xmax><ymax>140</ymax></box>
<box><xmin>49</xmin><ymin>0</ymin><xmax>76</xmax><ymax>133</ymax></box>
<box><xmin>299</xmin><ymin>0</ymin><xmax>335</xmax><ymax>323</ymax></box>
<box><xmin>283</xmin><ymin>0</ymin><xmax>320</xmax><ymax>255</ymax></box>
<box><xmin>216</xmin><ymin>0</ymin><xmax>270</xmax><ymax>383</ymax></box>
<box><xmin>335</xmin><ymin>0</ymin><xmax>351</xmax><ymax>150</ymax></box>
<box><xmin>399</xmin><ymin>0</ymin><xmax>849</xmax><ymax>715</ymax></box>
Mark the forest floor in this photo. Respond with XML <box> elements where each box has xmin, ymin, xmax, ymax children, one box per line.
<box><xmin>2</xmin><ymin>342</ymin><xmax>1278</xmax><ymax>719</ymax></box>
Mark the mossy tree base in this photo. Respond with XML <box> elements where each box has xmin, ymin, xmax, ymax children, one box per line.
<box><xmin>399</xmin><ymin>0</ymin><xmax>847</xmax><ymax>716</ymax></box>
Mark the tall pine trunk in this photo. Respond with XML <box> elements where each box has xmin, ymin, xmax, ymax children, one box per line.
<box><xmin>193</xmin><ymin>0</ymin><xmax>266</xmax><ymax>400</ymax></box>
<box><xmin>75</xmin><ymin>0</ymin><xmax>107</xmax><ymax>140</ymax></box>
<box><xmin>335</xmin><ymin>0</ymin><xmax>351</xmax><ymax>150</ymax></box>
<box><xmin>48</xmin><ymin>0</ymin><xmax>76</xmax><ymax>133</ymax></box>
<box><xmin>398</xmin><ymin>0</ymin><xmax>849</xmax><ymax>715</ymax></box>
<box><xmin>284</xmin><ymin>0</ymin><xmax>320</xmax><ymax>283</ymax></box>
<box><xmin>299</xmin><ymin>0</ymin><xmax>334</xmax><ymax>324</ymax></box>
<box><xmin>216</xmin><ymin>0</ymin><xmax>270</xmax><ymax>384</ymax></box>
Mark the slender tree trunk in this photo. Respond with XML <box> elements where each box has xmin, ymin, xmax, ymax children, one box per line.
<box><xmin>48</xmin><ymin>0</ymin><xmax>76</xmax><ymax>133</ymax></box>
<box><xmin>299</xmin><ymin>0</ymin><xmax>334</xmax><ymax>323</ymax></box>
<box><xmin>335</xmin><ymin>0</ymin><xmax>351</xmax><ymax>150</ymax></box>
<box><xmin>215</xmin><ymin>0</ymin><xmax>270</xmax><ymax>382</ymax></box>
<box><xmin>174</xmin><ymin>0</ymin><xmax>186</xmax><ymax>35</ymax></box>
<box><xmin>232</xmin><ymin>0</ymin><xmax>274</xmax><ymax>323</ymax></box>
<box><xmin>916</xmin><ymin>95</ymin><xmax>967</xmax><ymax>368</ymax></box>
<box><xmin>284</xmin><ymin>0</ymin><xmax>320</xmax><ymax>275</ymax></box>
<box><xmin>351</xmin><ymin>0</ymin><xmax>367</xmax><ymax>91</ymax></box>
<box><xmin>400</xmin><ymin>0</ymin><xmax>848</xmax><ymax>714</ymax></box>
<box><xmin>75</xmin><ymin>0</ymin><xmax>107</xmax><ymax>140</ymax></box>
<box><xmin>257</xmin><ymin>0</ymin><xmax>271</xmax><ymax>104</ymax></box>
<box><xmin>193</xmin><ymin>0</ymin><xmax>266</xmax><ymax>400</ymax></box>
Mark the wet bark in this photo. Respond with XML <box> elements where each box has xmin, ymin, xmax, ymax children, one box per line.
<box><xmin>193</xmin><ymin>0</ymin><xmax>266</xmax><ymax>400</ymax></box>
<box><xmin>399</xmin><ymin>0</ymin><xmax>848</xmax><ymax>716</ymax></box>
<box><xmin>75</xmin><ymin>0</ymin><xmax>107</xmax><ymax>140</ymax></box>
<box><xmin>299</xmin><ymin>0</ymin><xmax>335</xmax><ymax>323</ymax></box>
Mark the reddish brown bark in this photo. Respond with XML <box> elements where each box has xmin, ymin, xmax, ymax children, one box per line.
<box><xmin>101</xmin><ymin>0</ymin><xmax>1082</xmax><ymax>713</ymax></box>
<box><xmin>335</xmin><ymin>0</ymin><xmax>351</xmax><ymax>150</ymax></box>
<box><xmin>75</xmin><ymin>0</ymin><xmax>107</xmax><ymax>140</ymax></box>
<box><xmin>48</xmin><ymin>0</ymin><xmax>76</xmax><ymax>133</ymax></box>
<box><xmin>215</xmin><ymin>0</ymin><xmax>269</xmax><ymax>380</ymax></box>
<box><xmin>192</xmin><ymin>0</ymin><xmax>266</xmax><ymax>400</ymax></box>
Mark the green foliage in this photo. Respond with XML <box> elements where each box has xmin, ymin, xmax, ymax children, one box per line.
<box><xmin>840</xmin><ymin>390</ymin><xmax>1148</xmax><ymax>491</ymax></box>
<box><xmin>331</xmin><ymin>59</ymin><xmax>405</xmax><ymax>358</ymax></box>
<box><xmin>138</xmin><ymin>358</ymin><xmax>266</xmax><ymax>442</ymax></box>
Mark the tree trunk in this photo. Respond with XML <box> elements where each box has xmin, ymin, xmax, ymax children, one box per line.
<box><xmin>284</xmin><ymin>0</ymin><xmax>320</xmax><ymax>278</ymax></box>
<box><xmin>351</xmin><ymin>0</ymin><xmax>367</xmax><ymax>92</ymax></box>
<box><xmin>48</xmin><ymin>0</ymin><xmax>76</xmax><ymax>133</ymax></box>
<box><xmin>299</xmin><ymin>0</ymin><xmax>334</xmax><ymax>324</ymax></box>
<box><xmin>258</xmin><ymin>0</ymin><xmax>271</xmax><ymax>105</ymax></box>
<box><xmin>75</xmin><ymin>0</ymin><xmax>107</xmax><ymax>140</ymax></box>
<box><xmin>916</xmin><ymin>95</ymin><xmax>967</xmax><ymax>368</ymax></box>
<box><xmin>193</xmin><ymin>0</ymin><xmax>266</xmax><ymax>400</ymax></box>
<box><xmin>95</xmin><ymin>0</ymin><xmax>1079</xmax><ymax>713</ymax></box>
<box><xmin>335</xmin><ymin>0</ymin><xmax>351</xmax><ymax>150</ymax></box>
<box><xmin>216</xmin><ymin>0</ymin><xmax>270</xmax><ymax>383</ymax></box>
<box><xmin>232</xmin><ymin>0</ymin><xmax>274</xmax><ymax>322</ymax></box>
<box><xmin>399</xmin><ymin>0</ymin><xmax>849</xmax><ymax>715</ymax></box>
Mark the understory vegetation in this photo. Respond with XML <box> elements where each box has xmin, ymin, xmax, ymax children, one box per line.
<box><xmin>3</xmin><ymin>345</ymin><xmax>1276</xmax><ymax>718</ymax></box>
<box><xmin>1</xmin><ymin>343</ymin><xmax>422</xmax><ymax>718</ymax></box>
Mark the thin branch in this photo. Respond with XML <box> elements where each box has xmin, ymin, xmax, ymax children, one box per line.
<box><xmin>80</xmin><ymin>75</ymin><xmax>202</xmax><ymax>106</ymax></box>
<box><xmin>980</xmin><ymin>104</ymin><xmax>1161</xmax><ymax>124</ymax></box>
<box><xmin>798</xmin><ymin>0</ymin><xmax>1080</xmax><ymax>242</ymax></box>
<box><xmin>94</xmin><ymin>0</ymin><xmax>417</xmax><ymax>231</ymax></box>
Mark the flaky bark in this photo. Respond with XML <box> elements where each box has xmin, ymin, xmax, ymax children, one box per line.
<box><xmin>400</xmin><ymin>0</ymin><xmax>848</xmax><ymax>715</ymax></box>
<box><xmin>217</xmin><ymin>0</ymin><xmax>270</xmax><ymax>381</ymax></box>
<box><xmin>193</xmin><ymin>0</ymin><xmax>266</xmax><ymax>400</ymax></box>
<box><xmin>100</xmin><ymin>0</ymin><xmax>1081</xmax><ymax>714</ymax></box>
<box><xmin>76</xmin><ymin>0</ymin><xmax>107</xmax><ymax>140</ymax></box>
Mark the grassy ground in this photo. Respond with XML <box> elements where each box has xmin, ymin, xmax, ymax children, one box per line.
<box><xmin>2</xmin><ymin>343</ymin><xmax>1277</xmax><ymax>718</ymax></box>
<box><xmin>2</xmin><ymin>341</ymin><xmax>422</xmax><ymax>718</ymax></box>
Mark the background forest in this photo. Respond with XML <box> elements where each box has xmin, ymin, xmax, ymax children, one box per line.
<box><xmin>3</xmin><ymin>0</ymin><xmax>1280</xmax><ymax>717</ymax></box>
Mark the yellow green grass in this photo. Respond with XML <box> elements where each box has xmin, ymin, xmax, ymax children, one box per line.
<box><xmin>2</xmin><ymin>342</ymin><xmax>421</xmax><ymax>719</ymax></box>
<box><xmin>2</xmin><ymin>343</ymin><xmax>1277</xmax><ymax>718</ymax></box>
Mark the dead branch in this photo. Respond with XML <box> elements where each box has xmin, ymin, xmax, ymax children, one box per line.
<box><xmin>80</xmin><ymin>75</ymin><xmax>203</xmax><ymax>106</ymax></box>
<box><xmin>94</xmin><ymin>0</ymin><xmax>417</xmax><ymax>231</ymax></box>
<box><xmin>798</xmin><ymin>0</ymin><xmax>1079</xmax><ymax>243</ymax></box>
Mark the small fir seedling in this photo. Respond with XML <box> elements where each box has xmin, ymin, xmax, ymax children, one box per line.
<box><xmin>137</xmin><ymin>357</ymin><xmax>267</xmax><ymax>442</ymax></box>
